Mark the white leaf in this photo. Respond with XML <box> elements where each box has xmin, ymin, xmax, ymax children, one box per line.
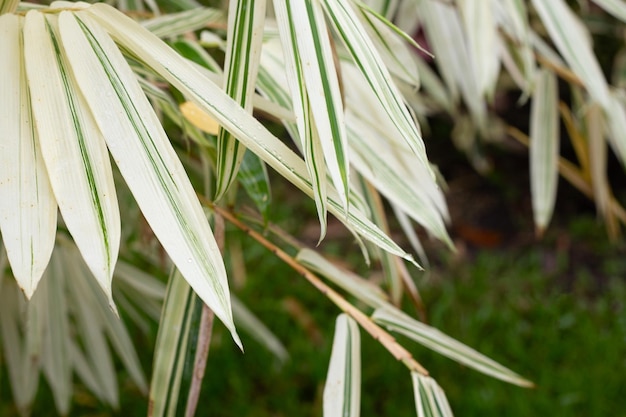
<box><xmin>59</xmin><ymin>9</ymin><xmax>241</xmax><ymax>347</ymax></box>
<box><xmin>24</xmin><ymin>11</ymin><xmax>120</xmax><ymax>306</ymax></box>
<box><xmin>0</xmin><ymin>14</ymin><xmax>57</xmax><ymax>298</ymax></box>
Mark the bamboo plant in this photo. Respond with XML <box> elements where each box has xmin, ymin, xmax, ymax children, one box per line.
<box><xmin>0</xmin><ymin>0</ymin><xmax>624</xmax><ymax>415</ymax></box>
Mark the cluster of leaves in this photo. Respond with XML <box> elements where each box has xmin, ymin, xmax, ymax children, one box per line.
<box><xmin>0</xmin><ymin>0</ymin><xmax>624</xmax><ymax>416</ymax></box>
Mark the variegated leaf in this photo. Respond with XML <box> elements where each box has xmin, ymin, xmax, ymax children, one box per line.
<box><xmin>24</xmin><ymin>11</ymin><xmax>120</xmax><ymax>307</ymax></box>
<box><xmin>323</xmin><ymin>314</ymin><xmax>361</xmax><ymax>417</ymax></box>
<box><xmin>215</xmin><ymin>0</ymin><xmax>266</xmax><ymax>200</ymax></box>
<box><xmin>59</xmin><ymin>9</ymin><xmax>241</xmax><ymax>346</ymax></box>
<box><xmin>322</xmin><ymin>0</ymin><xmax>433</xmax><ymax>168</ymax></box>
<box><xmin>532</xmin><ymin>0</ymin><xmax>611</xmax><ymax>108</ymax></box>
<box><xmin>373</xmin><ymin>307</ymin><xmax>534</xmax><ymax>387</ymax></box>
<box><xmin>0</xmin><ymin>14</ymin><xmax>57</xmax><ymax>298</ymax></box>
<box><xmin>529</xmin><ymin>69</ymin><xmax>559</xmax><ymax>233</ymax></box>
<box><xmin>85</xmin><ymin>2</ymin><xmax>416</xmax><ymax>264</ymax></box>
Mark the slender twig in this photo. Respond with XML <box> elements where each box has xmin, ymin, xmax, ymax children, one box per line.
<box><xmin>184</xmin><ymin>214</ymin><xmax>223</xmax><ymax>417</ymax></box>
<box><xmin>201</xmin><ymin>197</ymin><xmax>429</xmax><ymax>376</ymax></box>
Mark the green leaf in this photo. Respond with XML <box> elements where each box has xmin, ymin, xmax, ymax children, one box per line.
<box><xmin>238</xmin><ymin>151</ymin><xmax>272</xmax><ymax>220</ymax></box>
<box><xmin>24</xmin><ymin>11</ymin><xmax>120</xmax><ymax>308</ymax></box>
<box><xmin>59</xmin><ymin>9</ymin><xmax>241</xmax><ymax>346</ymax></box>
<box><xmin>215</xmin><ymin>0</ymin><xmax>266</xmax><ymax>200</ymax></box>
<box><xmin>529</xmin><ymin>69</ymin><xmax>559</xmax><ymax>233</ymax></box>
<box><xmin>373</xmin><ymin>307</ymin><xmax>534</xmax><ymax>387</ymax></box>
<box><xmin>85</xmin><ymin>2</ymin><xmax>416</xmax><ymax>264</ymax></box>
<box><xmin>149</xmin><ymin>268</ymin><xmax>200</xmax><ymax>417</ymax></box>
<box><xmin>0</xmin><ymin>14</ymin><xmax>57</xmax><ymax>298</ymax></box>
<box><xmin>323</xmin><ymin>314</ymin><xmax>361</xmax><ymax>417</ymax></box>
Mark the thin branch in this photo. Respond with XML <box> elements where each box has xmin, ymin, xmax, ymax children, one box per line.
<box><xmin>201</xmin><ymin>198</ymin><xmax>429</xmax><ymax>376</ymax></box>
<box><xmin>184</xmin><ymin>213</ymin><xmax>223</xmax><ymax>417</ymax></box>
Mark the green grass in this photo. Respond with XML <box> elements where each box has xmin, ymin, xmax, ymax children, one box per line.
<box><xmin>2</xmin><ymin>216</ymin><xmax>625</xmax><ymax>416</ymax></box>
<box><xmin>171</xmin><ymin>215</ymin><xmax>626</xmax><ymax>416</ymax></box>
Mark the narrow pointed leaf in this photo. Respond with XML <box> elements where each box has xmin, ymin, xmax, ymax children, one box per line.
<box><xmin>458</xmin><ymin>0</ymin><xmax>499</xmax><ymax>98</ymax></box>
<box><xmin>529</xmin><ymin>69</ymin><xmax>559</xmax><ymax>233</ymax></box>
<box><xmin>532</xmin><ymin>0</ymin><xmax>611</xmax><ymax>108</ymax></box>
<box><xmin>0</xmin><ymin>14</ymin><xmax>57</xmax><ymax>298</ymax></box>
<box><xmin>276</xmin><ymin>0</ymin><xmax>350</xmax><ymax>216</ymax></box>
<box><xmin>59</xmin><ymin>10</ymin><xmax>240</xmax><ymax>346</ymax></box>
<box><xmin>322</xmin><ymin>0</ymin><xmax>433</xmax><ymax>169</ymax></box>
<box><xmin>214</xmin><ymin>0</ymin><xmax>266</xmax><ymax>199</ymax></box>
<box><xmin>323</xmin><ymin>314</ymin><xmax>361</xmax><ymax>417</ymax></box>
<box><xmin>85</xmin><ymin>2</ymin><xmax>416</xmax><ymax>264</ymax></box>
<box><xmin>417</xmin><ymin>0</ymin><xmax>487</xmax><ymax>128</ymax></box>
<box><xmin>24</xmin><ymin>11</ymin><xmax>120</xmax><ymax>307</ymax></box>
<box><xmin>412</xmin><ymin>373</ymin><xmax>454</xmax><ymax>417</ymax></box>
<box><xmin>586</xmin><ymin>103</ymin><xmax>609</xmax><ymax>218</ymax></box>
<box><xmin>357</xmin><ymin>5</ymin><xmax>420</xmax><ymax>87</ymax></box>
<box><xmin>149</xmin><ymin>268</ymin><xmax>200</xmax><ymax>417</ymax></box>
<box><xmin>273</xmin><ymin>0</ymin><xmax>330</xmax><ymax>235</ymax></box>
<box><xmin>142</xmin><ymin>7</ymin><xmax>224</xmax><ymax>38</ymax></box>
<box><xmin>40</xmin><ymin>249</ymin><xmax>73</xmax><ymax>414</ymax></box>
<box><xmin>373</xmin><ymin>307</ymin><xmax>534</xmax><ymax>387</ymax></box>
<box><xmin>592</xmin><ymin>0</ymin><xmax>626</xmax><ymax>23</ymax></box>
<box><xmin>607</xmin><ymin>92</ymin><xmax>626</xmax><ymax>166</ymax></box>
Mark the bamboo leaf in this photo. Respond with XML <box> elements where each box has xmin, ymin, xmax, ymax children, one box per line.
<box><xmin>0</xmin><ymin>14</ymin><xmax>57</xmax><ymax>298</ymax></box>
<box><xmin>323</xmin><ymin>314</ymin><xmax>361</xmax><ymax>417</ymax></box>
<box><xmin>59</xmin><ymin>9</ymin><xmax>241</xmax><ymax>346</ymax></box>
<box><xmin>607</xmin><ymin>92</ymin><xmax>626</xmax><ymax>166</ymax></box>
<box><xmin>142</xmin><ymin>7</ymin><xmax>224</xmax><ymax>38</ymax></box>
<box><xmin>412</xmin><ymin>373</ymin><xmax>454</xmax><ymax>417</ymax></box>
<box><xmin>215</xmin><ymin>0</ymin><xmax>266</xmax><ymax>200</ymax></box>
<box><xmin>0</xmin><ymin>279</ymin><xmax>40</xmax><ymax>414</ymax></box>
<box><xmin>24</xmin><ymin>11</ymin><xmax>120</xmax><ymax>307</ymax></box>
<box><xmin>40</xmin><ymin>248</ymin><xmax>74</xmax><ymax>414</ymax></box>
<box><xmin>277</xmin><ymin>0</ymin><xmax>350</xmax><ymax>215</ymax></box>
<box><xmin>322</xmin><ymin>0</ymin><xmax>433</xmax><ymax>169</ymax></box>
<box><xmin>373</xmin><ymin>307</ymin><xmax>534</xmax><ymax>387</ymax></box>
<box><xmin>592</xmin><ymin>0</ymin><xmax>626</xmax><ymax>23</ymax></box>
<box><xmin>531</xmin><ymin>0</ymin><xmax>611</xmax><ymax>108</ymax></box>
<box><xmin>417</xmin><ymin>0</ymin><xmax>487</xmax><ymax>129</ymax></box>
<box><xmin>356</xmin><ymin>3</ymin><xmax>421</xmax><ymax>89</ymax></box>
<box><xmin>85</xmin><ymin>2</ymin><xmax>416</xmax><ymax>264</ymax></box>
<box><xmin>529</xmin><ymin>69</ymin><xmax>559</xmax><ymax>234</ymax></box>
<box><xmin>458</xmin><ymin>0</ymin><xmax>500</xmax><ymax>98</ymax></box>
<box><xmin>149</xmin><ymin>268</ymin><xmax>200</xmax><ymax>417</ymax></box>
<box><xmin>272</xmin><ymin>0</ymin><xmax>330</xmax><ymax>236</ymax></box>
<box><xmin>586</xmin><ymin>103</ymin><xmax>610</xmax><ymax>219</ymax></box>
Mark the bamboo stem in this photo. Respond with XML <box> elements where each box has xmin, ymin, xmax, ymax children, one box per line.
<box><xmin>202</xmin><ymin>198</ymin><xmax>429</xmax><ymax>376</ymax></box>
